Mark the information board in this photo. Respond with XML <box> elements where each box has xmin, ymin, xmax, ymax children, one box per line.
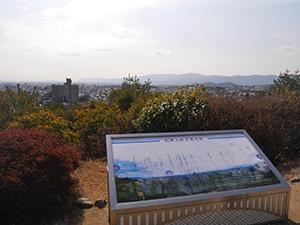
<box><xmin>108</xmin><ymin>131</ymin><xmax>281</xmax><ymax>204</ymax></box>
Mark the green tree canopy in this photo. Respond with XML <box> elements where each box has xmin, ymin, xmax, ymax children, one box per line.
<box><xmin>0</xmin><ymin>85</ymin><xmax>38</xmax><ymax>129</ymax></box>
<box><xmin>270</xmin><ymin>69</ymin><xmax>300</xmax><ymax>94</ymax></box>
<box><xmin>133</xmin><ymin>85</ymin><xmax>210</xmax><ymax>133</ymax></box>
<box><xmin>108</xmin><ymin>75</ymin><xmax>152</xmax><ymax>111</ymax></box>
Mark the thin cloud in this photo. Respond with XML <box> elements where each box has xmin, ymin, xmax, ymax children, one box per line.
<box><xmin>59</xmin><ymin>51</ymin><xmax>82</xmax><ymax>57</ymax></box>
<box><xmin>15</xmin><ymin>4</ymin><xmax>29</xmax><ymax>10</ymax></box>
<box><xmin>112</xmin><ymin>26</ymin><xmax>143</xmax><ymax>38</ymax></box>
<box><xmin>0</xmin><ymin>0</ymin><xmax>155</xmax><ymax>57</ymax></box>
<box><xmin>276</xmin><ymin>46</ymin><xmax>300</xmax><ymax>55</ymax></box>
<box><xmin>96</xmin><ymin>47</ymin><xmax>114</xmax><ymax>52</ymax></box>
<box><xmin>265</xmin><ymin>0</ymin><xmax>300</xmax><ymax>3</ymax></box>
<box><xmin>252</xmin><ymin>0</ymin><xmax>300</xmax><ymax>5</ymax></box>
<box><xmin>1</xmin><ymin>0</ymin><xmax>300</xmax><ymax>81</ymax></box>
<box><xmin>153</xmin><ymin>49</ymin><xmax>175</xmax><ymax>56</ymax></box>
<box><xmin>272</xmin><ymin>33</ymin><xmax>291</xmax><ymax>40</ymax></box>
<box><xmin>1</xmin><ymin>44</ymin><xmax>18</xmax><ymax>51</ymax></box>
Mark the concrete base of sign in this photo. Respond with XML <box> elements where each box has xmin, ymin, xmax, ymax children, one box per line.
<box><xmin>110</xmin><ymin>188</ymin><xmax>290</xmax><ymax>225</ymax></box>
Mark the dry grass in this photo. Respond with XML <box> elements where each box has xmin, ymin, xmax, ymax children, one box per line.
<box><xmin>74</xmin><ymin>159</ymin><xmax>108</xmax><ymax>201</ymax></box>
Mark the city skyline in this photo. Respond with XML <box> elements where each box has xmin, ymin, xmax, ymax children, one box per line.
<box><xmin>1</xmin><ymin>0</ymin><xmax>300</xmax><ymax>82</ymax></box>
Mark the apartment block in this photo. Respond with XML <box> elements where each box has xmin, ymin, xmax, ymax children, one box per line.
<box><xmin>51</xmin><ymin>78</ymin><xmax>79</xmax><ymax>103</ymax></box>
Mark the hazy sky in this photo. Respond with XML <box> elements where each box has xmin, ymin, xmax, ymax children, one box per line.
<box><xmin>1</xmin><ymin>0</ymin><xmax>300</xmax><ymax>82</ymax></box>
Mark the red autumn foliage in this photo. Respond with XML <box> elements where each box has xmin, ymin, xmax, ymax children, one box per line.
<box><xmin>0</xmin><ymin>128</ymin><xmax>82</xmax><ymax>224</ymax></box>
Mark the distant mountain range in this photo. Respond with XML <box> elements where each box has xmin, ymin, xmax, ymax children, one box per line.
<box><xmin>77</xmin><ymin>73</ymin><xmax>278</xmax><ymax>86</ymax></box>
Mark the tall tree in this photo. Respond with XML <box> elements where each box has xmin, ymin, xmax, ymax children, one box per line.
<box><xmin>108</xmin><ymin>75</ymin><xmax>152</xmax><ymax>111</ymax></box>
<box><xmin>0</xmin><ymin>85</ymin><xmax>38</xmax><ymax>129</ymax></box>
<box><xmin>270</xmin><ymin>69</ymin><xmax>300</xmax><ymax>94</ymax></box>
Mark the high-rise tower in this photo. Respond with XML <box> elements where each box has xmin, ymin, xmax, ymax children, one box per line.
<box><xmin>51</xmin><ymin>78</ymin><xmax>78</xmax><ymax>103</ymax></box>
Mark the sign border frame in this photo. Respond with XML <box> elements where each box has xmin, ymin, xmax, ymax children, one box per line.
<box><xmin>106</xmin><ymin>129</ymin><xmax>290</xmax><ymax>211</ymax></box>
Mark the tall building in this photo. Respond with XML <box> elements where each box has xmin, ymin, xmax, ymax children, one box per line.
<box><xmin>51</xmin><ymin>78</ymin><xmax>79</xmax><ymax>103</ymax></box>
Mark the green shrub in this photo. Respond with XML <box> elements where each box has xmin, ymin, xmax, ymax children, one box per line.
<box><xmin>133</xmin><ymin>85</ymin><xmax>210</xmax><ymax>132</ymax></box>
<box><xmin>134</xmin><ymin>87</ymin><xmax>300</xmax><ymax>164</ymax></box>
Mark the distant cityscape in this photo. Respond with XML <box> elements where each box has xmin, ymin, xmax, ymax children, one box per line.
<box><xmin>0</xmin><ymin>77</ymin><xmax>271</xmax><ymax>105</ymax></box>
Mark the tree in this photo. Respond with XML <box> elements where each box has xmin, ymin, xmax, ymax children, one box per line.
<box><xmin>108</xmin><ymin>75</ymin><xmax>152</xmax><ymax>111</ymax></box>
<box><xmin>0</xmin><ymin>91</ymin><xmax>10</xmax><ymax>129</ymax></box>
<box><xmin>270</xmin><ymin>69</ymin><xmax>300</xmax><ymax>94</ymax></box>
<box><xmin>0</xmin><ymin>85</ymin><xmax>38</xmax><ymax>130</ymax></box>
<box><xmin>5</xmin><ymin>84</ymin><xmax>38</xmax><ymax>117</ymax></box>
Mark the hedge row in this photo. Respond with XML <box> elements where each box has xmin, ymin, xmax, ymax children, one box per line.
<box><xmin>204</xmin><ymin>96</ymin><xmax>300</xmax><ymax>164</ymax></box>
<box><xmin>133</xmin><ymin>93</ymin><xmax>300</xmax><ymax>164</ymax></box>
<box><xmin>7</xmin><ymin>88</ymin><xmax>300</xmax><ymax>164</ymax></box>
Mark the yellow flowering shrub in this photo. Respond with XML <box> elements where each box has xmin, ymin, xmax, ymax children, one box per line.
<box><xmin>9</xmin><ymin>110</ymin><xmax>79</xmax><ymax>145</ymax></box>
<box><xmin>72</xmin><ymin>101</ymin><xmax>132</xmax><ymax>159</ymax></box>
<box><xmin>72</xmin><ymin>101</ymin><xmax>126</xmax><ymax>138</ymax></box>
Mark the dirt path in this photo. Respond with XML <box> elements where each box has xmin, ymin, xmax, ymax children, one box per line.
<box><xmin>73</xmin><ymin>159</ymin><xmax>109</xmax><ymax>225</ymax></box>
<box><xmin>74</xmin><ymin>159</ymin><xmax>300</xmax><ymax>225</ymax></box>
<box><xmin>277</xmin><ymin>160</ymin><xmax>300</xmax><ymax>224</ymax></box>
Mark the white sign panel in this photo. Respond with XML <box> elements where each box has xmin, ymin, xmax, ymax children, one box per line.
<box><xmin>110</xmin><ymin>132</ymin><xmax>280</xmax><ymax>203</ymax></box>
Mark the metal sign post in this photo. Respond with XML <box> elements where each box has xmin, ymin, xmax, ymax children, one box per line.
<box><xmin>106</xmin><ymin>130</ymin><xmax>290</xmax><ymax>225</ymax></box>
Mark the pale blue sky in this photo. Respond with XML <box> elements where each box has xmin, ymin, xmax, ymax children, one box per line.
<box><xmin>1</xmin><ymin>0</ymin><xmax>300</xmax><ymax>82</ymax></box>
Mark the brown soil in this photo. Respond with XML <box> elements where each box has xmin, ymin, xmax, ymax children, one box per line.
<box><xmin>276</xmin><ymin>160</ymin><xmax>300</xmax><ymax>224</ymax></box>
<box><xmin>73</xmin><ymin>159</ymin><xmax>300</xmax><ymax>225</ymax></box>
<box><xmin>73</xmin><ymin>159</ymin><xmax>109</xmax><ymax>225</ymax></box>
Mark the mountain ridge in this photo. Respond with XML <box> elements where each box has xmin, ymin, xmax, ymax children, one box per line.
<box><xmin>77</xmin><ymin>73</ymin><xmax>278</xmax><ymax>86</ymax></box>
